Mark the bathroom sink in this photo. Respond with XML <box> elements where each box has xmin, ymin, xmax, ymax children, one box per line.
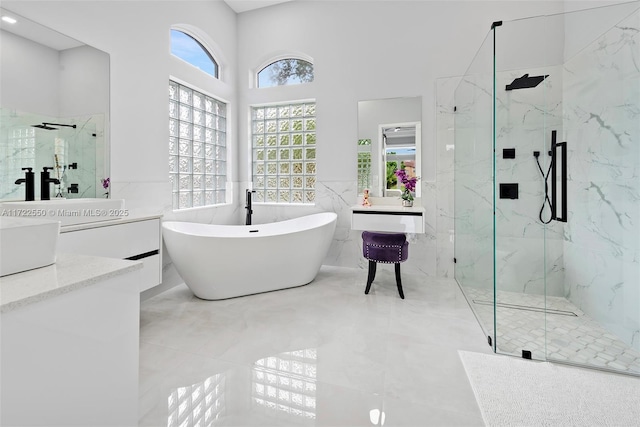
<box><xmin>0</xmin><ymin>217</ymin><xmax>60</xmax><ymax>277</ymax></box>
<box><xmin>1</xmin><ymin>199</ymin><xmax>126</xmax><ymax>226</ymax></box>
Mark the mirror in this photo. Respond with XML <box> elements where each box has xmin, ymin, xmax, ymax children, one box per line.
<box><xmin>0</xmin><ymin>8</ymin><xmax>110</xmax><ymax>201</ymax></box>
<box><xmin>357</xmin><ymin>97</ymin><xmax>421</xmax><ymax>198</ymax></box>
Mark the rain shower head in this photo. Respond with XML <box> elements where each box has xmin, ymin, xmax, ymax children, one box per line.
<box><xmin>505</xmin><ymin>74</ymin><xmax>549</xmax><ymax>91</ymax></box>
<box><xmin>32</xmin><ymin>123</ymin><xmax>57</xmax><ymax>130</ymax></box>
<box><xmin>31</xmin><ymin>122</ymin><xmax>77</xmax><ymax>130</ymax></box>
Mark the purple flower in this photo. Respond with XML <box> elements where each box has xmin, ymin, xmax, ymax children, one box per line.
<box><xmin>394</xmin><ymin>168</ymin><xmax>418</xmax><ymax>193</ymax></box>
<box><xmin>101</xmin><ymin>177</ymin><xmax>110</xmax><ymax>190</ymax></box>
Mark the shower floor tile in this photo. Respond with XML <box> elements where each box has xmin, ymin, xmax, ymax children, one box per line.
<box><xmin>464</xmin><ymin>287</ymin><xmax>640</xmax><ymax>375</ymax></box>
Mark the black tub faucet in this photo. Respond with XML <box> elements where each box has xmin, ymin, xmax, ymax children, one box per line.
<box><xmin>40</xmin><ymin>167</ymin><xmax>60</xmax><ymax>200</ymax></box>
<box><xmin>245</xmin><ymin>189</ymin><xmax>256</xmax><ymax>225</ymax></box>
<box><xmin>14</xmin><ymin>167</ymin><xmax>35</xmax><ymax>201</ymax></box>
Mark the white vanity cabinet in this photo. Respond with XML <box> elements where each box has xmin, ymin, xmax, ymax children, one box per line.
<box><xmin>351</xmin><ymin>205</ymin><xmax>425</xmax><ymax>233</ymax></box>
<box><xmin>1</xmin><ymin>254</ymin><xmax>142</xmax><ymax>426</ymax></box>
<box><xmin>57</xmin><ymin>216</ymin><xmax>162</xmax><ymax>292</ymax></box>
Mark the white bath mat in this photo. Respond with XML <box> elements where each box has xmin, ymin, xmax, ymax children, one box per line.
<box><xmin>459</xmin><ymin>350</ymin><xmax>640</xmax><ymax>427</ymax></box>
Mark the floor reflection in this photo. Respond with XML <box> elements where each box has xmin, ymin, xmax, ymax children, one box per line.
<box><xmin>167</xmin><ymin>373</ymin><xmax>225</xmax><ymax>427</ymax></box>
<box><xmin>252</xmin><ymin>349</ymin><xmax>318</xmax><ymax>419</ymax></box>
<box><xmin>369</xmin><ymin>409</ymin><xmax>386</xmax><ymax>425</ymax></box>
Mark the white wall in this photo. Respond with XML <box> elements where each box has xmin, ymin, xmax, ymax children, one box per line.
<box><xmin>238</xmin><ymin>1</ymin><xmax>567</xmax><ymax>185</ymax></box>
<box><xmin>59</xmin><ymin>45</ymin><xmax>110</xmax><ymax>118</ymax></box>
<box><xmin>0</xmin><ymin>30</ymin><xmax>59</xmax><ymax>116</ymax></box>
<box><xmin>2</xmin><ymin>0</ymin><xmax>239</xmax><ymax>297</ymax></box>
<box><xmin>236</xmin><ymin>1</ymin><xmax>568</xmax><ymax>275</ymax></box>
<box><xmin>3</xmin><ymin>0</ymin><xmax>238</xmax><ymax>214</ymax></box>
<box><xmin>6</xmin><ymin>0</ymin><xmax>632</xmax><ymax>283</ymax></box>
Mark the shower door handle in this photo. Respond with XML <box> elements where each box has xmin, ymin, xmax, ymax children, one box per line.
<box><xmin>551</xmin><ymin>130</ymin><xmax>567</xmax><ymax>222</ymax></box>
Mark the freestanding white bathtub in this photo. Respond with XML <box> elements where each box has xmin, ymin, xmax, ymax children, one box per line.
<box><xmin>162</xmin><ymin>212</ymin><xmax>337</xmax><ymax>300</ymax></box>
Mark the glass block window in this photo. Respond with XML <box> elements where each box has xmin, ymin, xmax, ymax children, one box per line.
<box><xmin>258</xmin><ymin>59</ymin><xmax>313</xmax><ymax>88</ymax></box>
<box><xmin>0</xmin><ymin>124</ymin><xmax>35</xmax><ymax>200</ymax></box>
<box><xmin>170</xmin><ymin>30</ymin><xmax>218</xmax><ymax>78</ymax></box>
<box><xmin>357</xmin><ymin>139</ymin><xmax>372</xmax><ymax>194</ymax></box>
<box><xmin>169</xmin><ymin>80</ymin><xmax>227</xmax><ymax>209</ymax></box>
<box><xmin>251</xmin><ymin>102</ymin><xmax>316</xmax><ymax>204</ymax></box>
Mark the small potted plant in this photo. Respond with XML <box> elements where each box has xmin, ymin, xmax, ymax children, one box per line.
<box><xmin>394</xmin><ymin>168</ymin><xmax>418</xmax><ymax>207</ymax></box>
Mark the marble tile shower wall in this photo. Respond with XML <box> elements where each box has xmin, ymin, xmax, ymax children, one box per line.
<box><xmin>494</xmin><ymin>66</ymin><xmax>565</xmax><ymax>297</ymax></box>
<box><xmin>447</xmin><ymin>67</ymin><xmax>566</xmax><ymax>297</ymax></box>
<box><xmin>450</xmin><ymin>71</ymin><xmax>495</xmax><ymax>292</ymax></box>
<box><xmin>562</xmin><ymin>11</ymin><xmax>640</xmax><ymax>351</ymax></box>
<box><xmin>435</xmin><ymin>77</ymin><xmax>460</xmax><ymax>279</ymax></box>
<box><xmin>60</xmin><ymin>117</ymin><xmax>99</xmax><ymax>198</ymax></box>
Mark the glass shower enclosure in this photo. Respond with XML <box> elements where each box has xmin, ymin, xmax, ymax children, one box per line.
<box><xmin>454</xmin><ymin>2</ymin><xmax>640</xmax><ymax>375</ymax></box>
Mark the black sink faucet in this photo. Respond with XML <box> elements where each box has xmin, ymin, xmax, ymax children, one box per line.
<box><xmin>40</xmin><ymin>167</ymin><xmax>60</xmax><ymax>200</ymax></box>
<box><xmin>14</xmin><ymin>167</ymin><xmax>35</xmax><ymax>201</ymax></box>
<box><xmin>245</xmin><ymin>189</ymin><xmax>256</xmax><ymax>225</ymax></box>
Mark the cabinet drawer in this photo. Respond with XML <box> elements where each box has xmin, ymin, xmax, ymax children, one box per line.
<box><xmin>352</xmin><ymin>212</ymin><xmax>424</xmax><ymax>233</ymax></box>
<box><xmin>59</xmin><ymin>219</ymin><xmax>160</xmax><ymax>259</ymax></box>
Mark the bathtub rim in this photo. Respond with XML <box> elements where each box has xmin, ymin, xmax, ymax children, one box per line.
<box><xmin>162</xmin><ymin>211</ymin><xmax>337</xmax><ymax>239</ymax></box>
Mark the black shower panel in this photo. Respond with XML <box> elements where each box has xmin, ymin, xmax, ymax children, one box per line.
<box><xmin>500</xmin><ymin>183</ymin><xmax>519</xmax><ymax>199</ymax></box>
<box><xmin>551</xmin><ymin>131</ymin><xmax>567</xmax><ymax>222</ymax></box>
<box><xmin>503</xmin><ymin>148</ymin><xmax>516</xmax><ymax>159</ymax></box>
<box><xmin>533</xmin><ymin>131</ymin><xmax>567</xmax><ymax>224</ymax></box>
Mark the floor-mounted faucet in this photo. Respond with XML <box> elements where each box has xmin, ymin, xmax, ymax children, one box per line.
<box><xmin>245</xmin><ymin>189</ymin><xmax>256</xmax><ymax>225</ymax></box>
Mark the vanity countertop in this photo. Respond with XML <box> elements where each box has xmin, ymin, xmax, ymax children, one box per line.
<box><xmin>0</xmin><ymin>253</ymin><xmax>142</xmax><ymax>313</ymax></box>
<box><xmin>351</xmin><ymin>204</ymin><xmax>425</xmax><ymax>214</ymax></box>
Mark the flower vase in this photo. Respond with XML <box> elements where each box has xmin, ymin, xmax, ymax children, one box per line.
<box><xmin>402</xmin><ymin>199</ymin><xmax>413</xmax><ymax>207</ymax></box>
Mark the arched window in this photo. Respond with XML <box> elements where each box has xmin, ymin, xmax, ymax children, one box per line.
<box><xmin>257</xmin><ymin>58</ymin><xmax>314</xmax><ymax>88</ymax></box>
<box><xmin>170</xmin><ymin>29</ymin><xmax>218</xmax><ymax>78</ymax></box>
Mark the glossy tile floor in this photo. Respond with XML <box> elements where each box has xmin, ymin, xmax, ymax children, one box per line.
<box><xmin>139</xmin><ymin>266</ymin><xmax>492</xmax><ymax>426</ymax></box>
<box><xmin>464</xmin><ymin>288</ymin><xmax>640</xmax><ymax>374</ymax></box>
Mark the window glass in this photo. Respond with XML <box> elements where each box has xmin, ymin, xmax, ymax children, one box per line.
<box><xmin>170</xmin><ymin>29</ymin><xmax>218</xmax><ymax>78</ymax></box>
<box><xmin>251</xmin><ymin>102</ymin><xmax>316</xmax><ymax>203</ymax></box>
<box><xmin>169</xmin><ymin>81</ymin><xmax>227</xmax><ymax>209</ymax></box>
<box><xmin>258</xmin><ymin>59</ymin><xmax>313</xmax><ymax>88</ymax></box>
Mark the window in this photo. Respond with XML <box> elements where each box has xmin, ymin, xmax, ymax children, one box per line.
<box><xmin>257</xmin><ymin>58</ymin><xmax>313</xmax><ymax>88</ymax></box>
<box><xmin>170</xmin><ymin>29</ymin><xmax>218</xmax><ymax>78</ymax></box>
<box><xmin>169</xmin><ymin>81</ymin><xmax>227</xmax><ymax>209</ymax></box>
<box><xmin>357</xmin><ymin>139</ymin><xmax>372</xmax><ymax>194</ymax></box>
<box><xmin>0</xmin><ymin>125</ymin><xmax>35</xmax><ymax>200</ymax></box>
<box><xmin>251</xmin><ymin>102</ymin><xmax>316</xmax><ymax>204</ymax></box>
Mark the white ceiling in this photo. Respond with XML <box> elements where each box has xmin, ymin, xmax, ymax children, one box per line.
<box><xmin>0</xmin><ymin>1</ymin><xmax>293</xmax><ymax>50</ymax></box>
<box><xmin>223</xmin><ymin>0</ymin><xmax>293</xmax><ymax>14</ymax></box>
